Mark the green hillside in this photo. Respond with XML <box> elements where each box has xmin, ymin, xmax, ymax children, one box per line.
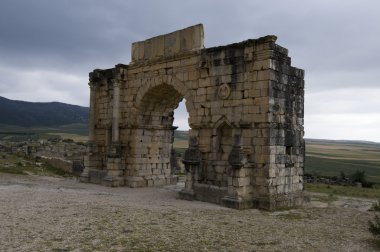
<box><xmin>0</xmin><ymin>96</ymin><xmax>89</xmax><ymax>127</ymax></box>
<box><xmin>0</xmin><ymin>123</ymin><xmax>89</xmax><ymax>142</ymax></box>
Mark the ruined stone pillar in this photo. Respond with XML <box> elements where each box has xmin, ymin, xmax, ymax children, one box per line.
<box><xmin>112</xmin><ymin>78</ymin><xmax>120</xmax><ymax>143</ymax></box>
<box><xmin>88</xmin><ymin>82</ymin><xmax>96</xmax><ymax>142</ymax></box>
<box><xmin>80</xmin><ymin>81</ymin><xmax>99</xmax><ymax>182</ymax></box>
<box><xmin>103</xmin><ymin>76</ymin><xmax>123</xmax><ymax>186</ymax></box>
<box><xmin>107</xmin><ymin>77</ymin><xmax>122</xmax><ymax>157</ymax></box>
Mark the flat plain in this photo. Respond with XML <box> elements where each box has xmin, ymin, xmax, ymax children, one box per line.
<box><xmin>305</xmin><ymin>139</ymin><xmax>380</xmax><ymax>182</ymax></box>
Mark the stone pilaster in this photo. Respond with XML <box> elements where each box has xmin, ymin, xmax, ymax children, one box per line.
<box><xmin>228</xmin><ymin>134</ymin><xmax>247</xmax><ymax>169</ymax></box>
<box><xmin>111</xmin><ymin>78</ymin><xmax>120</xmax><ymax>144</ymax></box>
<box><xmin>80</xmin><ymin>81</ymin><xmax>100</xmax><ymax>182</ymax></box>
<box><xmin>89</xmin><ymin>82</ymin><xmax>96</xmax><ymax>142</ymax></box>
<box><xmin>103</xmin><ymin>77</ymin><xmax>124</xmax><ymax>186</ymax></box>
<box><xmin>222</xmin><ymin>134</ymin><xmax>252</xmax><ymax>209</ymax></box>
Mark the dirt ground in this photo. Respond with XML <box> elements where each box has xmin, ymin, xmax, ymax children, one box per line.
<box><xmin>0</xmin><ymin>173</ymin><xmax>379</xmax><ymax>252</ymax></box>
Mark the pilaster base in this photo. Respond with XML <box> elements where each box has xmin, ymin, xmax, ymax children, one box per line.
<box><xmin>253</xmin><ymin>191</ymin><xmax>310</xmax><ymax>210</ymax></box>
<box><xmin>170</xmin><ymin>175</ymin><xmax>179</xmax><ymax>185</ymax></box>
<box><xmin>221</xmin><ymin>196</ymin><xmax>253</xmax><ymax>210</ymax></box>
<box><xmin>102</xmin><ymin>156</ymin><xmax>124</xmax><ymax>187</ymax></box>
<box><xmin>125</xmin><ymin>176</ymin><xmax>146</xmax><ymax>188</ymax></box>
<box><xmin>178</xmin><ymin>189</ymin><xmax>195</xmax><ymax>201</ymax></box>
<box><xmin>79</xmin><ymin>167</ymin><xmax>92</xmax><ymax>183</ymax></box>
<box><xmin>102</xmin><ymin>175</ymin><xmax>125</xmax><ymax>187</ymax></box>
<box><xmin>79</xmin><ymin>170</ymin><xmax>90</xmax><ymax>183</ymax></box>
<box><xmin>179</xmin><ymin>183</ymin><xmax>228</xmax><ymax>205</ymax></box>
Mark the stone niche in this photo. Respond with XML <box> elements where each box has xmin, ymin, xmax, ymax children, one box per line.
<box><xmin>81</xmin><ymin>24</ymin><xmax>306</xmax><ymax>210</ymax></box>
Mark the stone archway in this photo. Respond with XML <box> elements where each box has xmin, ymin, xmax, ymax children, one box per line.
<box><xmin>126</xmin><ymin>79</ymin><xmax>191</xmax><ymax>187</ymax></box>
<box><xmin>81</xmin><ymin>24</ymin><xmax>306</xmax><ymax>210</ymax></box>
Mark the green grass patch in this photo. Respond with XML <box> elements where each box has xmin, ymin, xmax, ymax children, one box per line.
<box><xmin>173</xmin><ymin>130</ymin><xmax>188</xmax><ymax>154</ymax></box>
<box><xmin>312</xmin><ymin>193</ymin><xmax>338</xmax><ymax>203</ymax></box>
<box><xmin>305</xmin><ymin>183</ymin><xmax>380</xmax><ymax>198</ymax></box>
<box><xmin>0</xmin><ymin>166</ymin><xmax>28</xmax><ymax>175</ymax></box>
<box><xmin>305</xmin><ymin>155</ymin><xmax>380</xmax><ymax>183</ymax></box>
<box><xmin>305</xmin><ymin>140</ymin><xmax>380</xmax><ymax>183</ymax></box>
<box><xmin>173</xmin><ymin>147</ymin><xmax>186</xmax><ymax>156</ymax></box>
<box><xmin>0</xmin><ymin>153</ymin><xmax>71</xmax><ymax>177</ymax></box>
<box><xmin>0</xmin><ymin>123</ymin><xmax>89</xmax><ymax>140</ymax></box>
<box><xmin>174</xmin><ymin>130</ymin><xmax>188</xmax><ymax>141</ymax></box>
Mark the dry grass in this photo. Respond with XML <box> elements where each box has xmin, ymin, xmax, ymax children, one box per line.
<box><xmin>173</xmin><ymin>139</ymin><xmax>188</xmax><ymax>149</ymax></box>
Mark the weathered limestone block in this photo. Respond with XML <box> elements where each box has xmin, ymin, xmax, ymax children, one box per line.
<box><xmin>132</xmin><ymin>24</ymin><xmax>204</xmax><ymax>63</ymax></box>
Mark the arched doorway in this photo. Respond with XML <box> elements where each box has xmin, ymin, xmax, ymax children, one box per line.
<box><xmin>125</xmin><ymin>83</ymin><xmax>189</xmax><ymax>187</ymax></box>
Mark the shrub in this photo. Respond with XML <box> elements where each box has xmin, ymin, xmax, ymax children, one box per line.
<box><xmin>370</xmin><ymin>200</ymin><xmax>380</xmax><ymax>212</ymax></box>
<box><xmin>350</xmin><ymin>170</ymin><xmax>373</xmax><ymax>188</ymax></box>
<box><xmin>369</xmin><ymin>200</ymin><xmax>380</xmax><ymax>237</ymax></box>
<box><xmin>369</xmin><ymin>215</ymin><xmax>380</xmax><ymax>236</ymax></box>
<box><xmin>351</xmin><ymin>170</ymin><xmax>366</xmax><ymax>183</ymax></box>
<box><xmin>339</xmin><ymin>171</ymin><xmax>346</xmax><ymax>180</ymax></box>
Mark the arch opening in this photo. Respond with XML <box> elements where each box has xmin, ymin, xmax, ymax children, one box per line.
<box><xmin>172</xmin><ymin>99</ymin><xmax>189</xmax><ymax>176</ymax></box>
<box><xmin>126</xmin><ymin>83</ymin><xmax>190</xmax><ymax>187</ymax></box>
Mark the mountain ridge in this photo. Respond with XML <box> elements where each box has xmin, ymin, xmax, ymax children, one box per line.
<box><xmin>0</xmin><ymin>96</ymin><xmax>89</xmax><ymax>127</ymax></box>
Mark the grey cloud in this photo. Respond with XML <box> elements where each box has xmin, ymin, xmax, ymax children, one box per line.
<box><xmin>307</xmin><ymin>69</ymin><xmax>380</xmax><ymax>91</ymax></box>
<box><xmin>305</xmin><ymin>88</ymin><xmax>380</xmax><ymax>114</ymax></box>
<box><xmin>2</xmin><ymin>0</ymin><xmax>379</xmax><ymax>76</ymax></box>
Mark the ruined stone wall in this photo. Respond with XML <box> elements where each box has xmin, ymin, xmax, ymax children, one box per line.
<box><xmin>266</xmin><ymin>54</ymin><xmax>305</xmax><ymax>208</ymax></box>
<box><xmin>40</xmin><ymin>157</ymin><xmax>72</xmax><ymax>173</ymax></box>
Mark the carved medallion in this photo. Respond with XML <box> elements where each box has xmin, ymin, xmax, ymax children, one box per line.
<box><xmin>218</xmin><ymin>84</ymin><xmax>230</xmax><ymax>99</ymax></box>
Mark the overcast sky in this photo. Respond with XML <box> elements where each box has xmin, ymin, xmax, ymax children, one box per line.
<box><xmin>0</xmin><ymin>0</ymin><xmax>379</xmax><ymax>142</ymax></box>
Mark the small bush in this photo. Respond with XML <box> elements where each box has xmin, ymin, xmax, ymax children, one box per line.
<box><xmin>351</xmin><ymin>170</ymin><xmax>366</xmax><ymax>183</ymax></box>
<box><xmin>369</xmin><ymin>199</ymin><xmax>380</xmax><ymax>237</ymax></box>
<box><xmin>340</xmin><ymin>171</ymin><xmax>346</xmax><ymax>180</ymax></box>
<box><xmin>350</xmin><ymin>170</ymin><xmax>373</xmax><ymax>188</ymax></box>
<box><xmin>369</xmin><ymin>215</ymin><xmax>380</xmax><ymax>236</ymax></box>
<box><xmin>370</xmin><ymin>200</ymin><xmax>380</xmax><ymax>212</ymax></box>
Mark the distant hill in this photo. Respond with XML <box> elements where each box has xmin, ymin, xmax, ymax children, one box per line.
<box><xmin>0</xmin><ymin>96</ymin><xmax>89</xmax><ymax>127</ymax></box>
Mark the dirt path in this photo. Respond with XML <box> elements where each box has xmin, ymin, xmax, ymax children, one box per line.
<box><xmin>0</xmin><ymin>173</ymin><xmax>378</xmax><ymax>251</ymax></box>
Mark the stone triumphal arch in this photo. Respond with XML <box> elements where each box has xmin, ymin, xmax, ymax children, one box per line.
<box><xmin>81</xmin><ymin>24</ymin><xmax>305</xmax><ymax>210</ymax></box>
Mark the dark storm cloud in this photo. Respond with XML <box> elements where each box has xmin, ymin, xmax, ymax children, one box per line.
<box><xmin>1</xmin><ymin>0</ymin><xmax>379</xmax><ymax>76</ymax></box>
<box><xmin>0</xmin><ymin>0</ymin><xmax>129</xmax><ymax>72</ymax></box>
<box><xmin>0</xmin><ymin>0</ymin><xmax>379</xmax><ymax>140</ymax></box>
